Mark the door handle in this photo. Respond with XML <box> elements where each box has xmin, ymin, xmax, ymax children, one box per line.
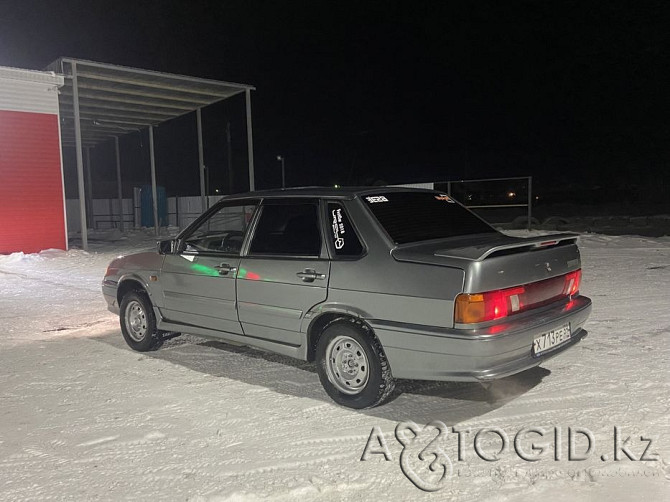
<box><xmin>215</xmin><ymin>263</ymin><xmax>238</xmax><ymax>275</ymax></box>
<box><xmin>296</xmin><ymin>268</ymin><xmax>326</xmax><ymax>282</ymax></box>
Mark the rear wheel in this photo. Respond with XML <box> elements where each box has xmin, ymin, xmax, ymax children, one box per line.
<box><xmin>119</xmin><ymin>291</ymin><xmax>162</xmax><ymax>351</ymax></box>
<box><xmin>316</xmin><ymin>318</ymin><xmax>395</xmax><ymax>409</ymax></box>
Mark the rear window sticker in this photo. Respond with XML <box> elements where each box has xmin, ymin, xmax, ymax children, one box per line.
<box><xmin>365</xmin><ymin>195</ymin><xmax>389</xmax><ymax>203</ymax></box>
<box><xmin>331</xmin><ymin>208</ymin><xmax>345</xmax><ymax>249</ymax></box>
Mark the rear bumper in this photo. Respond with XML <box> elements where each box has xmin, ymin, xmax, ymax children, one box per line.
<box><xmin>370</xmin><ymin>295</ymin><xmax>592</xmax><ymax>382</ymax></box>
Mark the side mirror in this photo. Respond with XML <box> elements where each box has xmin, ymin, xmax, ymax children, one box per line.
<box><xmin>157</xmin><ymin>239</ymin><xmax>177</xmax><ymax>255</ymax></box>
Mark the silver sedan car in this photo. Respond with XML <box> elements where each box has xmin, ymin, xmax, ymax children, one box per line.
<box><xmin>102</xmin><ymin>187</ymin><xmax>592</xmax><ymax>408</ymax></box>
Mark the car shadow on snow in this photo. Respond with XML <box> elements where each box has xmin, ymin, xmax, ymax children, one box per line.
<box><xmin>93</xmin><ymin>330</ymin><xmax>550</xmax><ymax>424</ymax></box>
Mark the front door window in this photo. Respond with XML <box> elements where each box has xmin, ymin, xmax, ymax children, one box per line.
<box><xmin>183</xmin><ymin>203</ymin><xmax>257</xmax><ymax>255</ymax></box>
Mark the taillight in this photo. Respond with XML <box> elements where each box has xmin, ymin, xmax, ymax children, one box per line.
<box><xmin>455</xmin><ymin>269</ymin><xmax>581</xmax><ymax>324</ymax></box>
<box><xmin>563</xmin><ymin>269</ymin><xmax>581</xmax><ymax>296</ymax></box>
<box><xmin>455</xmin><ymin>288</ymin><xmax>524</xmax><ymax>323</ymax></box>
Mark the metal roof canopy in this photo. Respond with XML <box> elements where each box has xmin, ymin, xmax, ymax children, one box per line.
<box><xmin>46</xmin><ymin>57</ymin><xmax>256</xmax><ymax>250</ymax></box>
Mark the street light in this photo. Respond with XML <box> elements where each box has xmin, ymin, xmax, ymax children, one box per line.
<box><xmin>276</xmin><ymin>155</ymin><xmax>285</xmax><ymax>188</ymax></box>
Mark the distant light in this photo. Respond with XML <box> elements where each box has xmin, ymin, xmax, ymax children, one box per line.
<box><xmin>276</xmin><ymin>155</ymin><xmax>283</xmax><ymax>161</ymax></box>
<box><xmin>536</xmin><ymin>196</ymin><xmax>540</xmax><ymax>200</ymax></box>
<box><xmin>507</xmin><ymin>192</ymin><xmax>516</xmax><ymax>198</ymax></box>
<box><xmin>334</xmin><ymin>184</ymin><xmax>340</xmax><ymax>188</ymax></box>
<box><xmin>215</xmin><ymin>189</ymin><xmax>220</xmax><ymax>193</ymax></box>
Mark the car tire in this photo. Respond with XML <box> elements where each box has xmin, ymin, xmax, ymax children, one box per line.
<box><xmin>119</xmin><ymin>291</ymin><xmax>162</xmax><ymax>352</ymax></box>
<box><xmin>316</xmin><ymin>318</ymin><xmax>395</xmax><ymax>409</ymax></box>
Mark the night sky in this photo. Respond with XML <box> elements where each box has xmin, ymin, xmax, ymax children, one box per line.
<box><xmin>0</xmin><ymin>0</ymin><xmax>668</xmax><ymax>201</ymax></box>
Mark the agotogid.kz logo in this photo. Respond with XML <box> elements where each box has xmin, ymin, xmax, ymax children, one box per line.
<box><xmin>361</xmin><ymin>421</ymin><xmax>453</xmax><ymax>491</ymax></box>
<box><xmin>361</xmin><ymin>422</ymin><xmax>659</xmax><ymax>492</ymax></box>
<box><xmin>395</xmin><ymin>421</ymin><xmax>453</xmax><ymax>491</ymax></box>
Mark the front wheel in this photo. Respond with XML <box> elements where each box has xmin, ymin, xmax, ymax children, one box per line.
<box><xmin>119</xmin><ymin>291</ymin><xmax>161</xmax><ymax>352</ymax></box>
<box><xmin>316</xmin><ymin>318</ymin><xmax>395</xmax><ymax>409</ymax></box>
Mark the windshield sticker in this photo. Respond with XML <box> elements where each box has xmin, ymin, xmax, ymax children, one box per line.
<box><xmin>331</xmin><ymin>208</ymin><xmax>346</xmax><ymax>250</ymax></box>
<box><xmin>435</xmin><ymin>194</ymin><xmax>455</xmax><ymax>203</ymax></box>
<box><xmin>366</xmin><ymin>195</ymin><xmax>389</xmax><ymax>203</ymax></box>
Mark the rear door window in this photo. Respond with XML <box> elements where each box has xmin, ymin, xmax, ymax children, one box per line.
<box><xmin>249</xmin><ymin>201</ymin><xmax>322</xmax><ymax>256</ymax></box>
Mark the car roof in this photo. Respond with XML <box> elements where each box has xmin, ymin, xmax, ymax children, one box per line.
<box><xmin>218</xmin><ymin>186</ymin><xmax>439</xmax><ymax>201</ymax></box>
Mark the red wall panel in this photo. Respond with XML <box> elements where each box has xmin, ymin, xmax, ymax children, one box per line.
<box><xmin>0</xmin><ymin>109</ymin><xmax>66</xmax><ymax>254</ymax></box>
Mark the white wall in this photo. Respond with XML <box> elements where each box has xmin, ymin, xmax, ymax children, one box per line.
<box><xmin>0</xmin><ymin>67</ymin><xmax>63</xmax><ymax>115</ymax></box>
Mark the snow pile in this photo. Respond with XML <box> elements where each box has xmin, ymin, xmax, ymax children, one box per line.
<box><xmin>502</xmin><ymin>215</ymin><xmax>670</xmax><ymax>237</ymax></box>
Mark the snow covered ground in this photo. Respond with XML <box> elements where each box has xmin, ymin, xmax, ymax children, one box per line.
<box><xmin>1</xmin><ymin>229</ymin><xmax>668</xmax><ymax>501</ymax></box>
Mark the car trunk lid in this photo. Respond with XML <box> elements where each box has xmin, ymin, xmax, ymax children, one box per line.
<box><xmin>391</xmin><ymin>233</ymin><xmax>582</xmax><ymax>294</ymax></box>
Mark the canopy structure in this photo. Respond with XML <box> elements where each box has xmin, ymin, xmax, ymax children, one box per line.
<box><xmin>46</xmin><ymin>57</ymin><xmax>256</xmax><ymax>249</ymax></box>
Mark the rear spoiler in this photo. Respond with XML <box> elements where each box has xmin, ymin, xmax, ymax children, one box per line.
<box><xmin>434</xmin><ymin>233</ymin><xmax>580</xmax><ymax>262</ymax></box>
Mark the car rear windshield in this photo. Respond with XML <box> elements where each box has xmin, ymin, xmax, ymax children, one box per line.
<box><xmin>363</xmin><ymin>192</ymin><xmax>496</xmax><ymax>244</ymax></box>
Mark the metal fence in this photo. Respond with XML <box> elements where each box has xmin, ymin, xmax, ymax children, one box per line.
<box><xmin>67</xmin><ymin>176</ymin><xmax>533</xmax><ymax>234</ymax></box>
<box><xmin>66</xmin><ymin>195</ymin><xmax>225</xmax><ymax>233</ymax></box>
<box><xmin>394</xmin><ymin>176</ymin><xmax>533</xmax><ymax>229</ymax></box>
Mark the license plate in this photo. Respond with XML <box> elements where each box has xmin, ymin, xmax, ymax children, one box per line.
<box><xmin>533</xmin><ymin>323</ymin><xmax>571</xmax><ymax>356</ymax></box>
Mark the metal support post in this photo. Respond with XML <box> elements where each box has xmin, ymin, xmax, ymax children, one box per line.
<box><xmin>71</xmin><ymin>61</ymin><xmax>88</xmax><ymax>250</ymax></box>
<box><xmin>528</xmin><ymin>176</ymin><xmax>533</xmax><ymax>230</ymax></box>
<box><xmin>149</xmin><ymin>126</ymin><xmax>159</xmax><ymax>236</ymax></box>
<box><xmin>245</xmin><ymin>89</ymin><xmax>255</xmax><ymax>191</ymax></box>
<box><xmin>85</xmin><ymin>146</ymin><xmax>93</xmax><ymax>228</ymax></box>
<box><xmin>196</xmin><ymin>108</ymin><xmax>206</xmax><ymax>210</ymax></box>
<box><xmin>114</xmin><ymin>136</ymin><xmax>124</xmax><ymax>232</ymax></box>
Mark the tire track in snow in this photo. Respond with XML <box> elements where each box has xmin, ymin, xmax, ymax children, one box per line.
<box><xmin>217</xmin><ymin>452</ymin><xmax>353</xmax><ymax>478</ymax></box>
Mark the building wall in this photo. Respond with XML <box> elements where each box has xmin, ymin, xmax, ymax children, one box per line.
<box><xmin>0</xmin><ymin>67</ymin><xmax>65</xmax><ymax>254</ymax></box>
<box><xmin>0</xmin><ymin>69</ymin><xmax>62</xmax><ymax>114</ymax></box>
